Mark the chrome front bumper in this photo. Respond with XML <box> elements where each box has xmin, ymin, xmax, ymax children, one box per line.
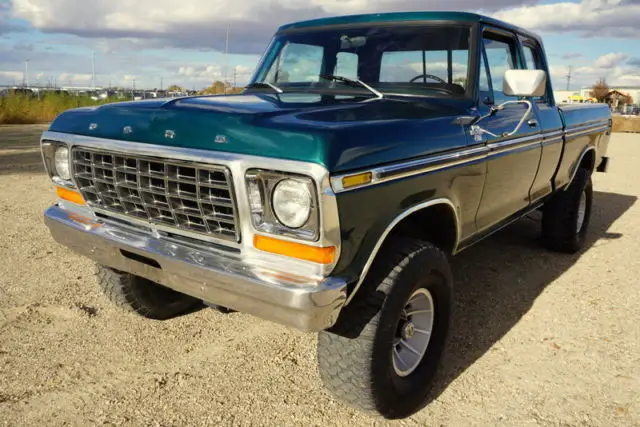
<box><xmin>44</xmin><ymin>205</ymin><xmax>348</xmax><ymax>332</ymax></box>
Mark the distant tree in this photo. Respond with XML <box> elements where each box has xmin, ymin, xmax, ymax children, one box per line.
<box><xmin>167</xmin><ymin>84</ymin><xmax>184</xmax><ymax>92</ymax></box>
<box><xmin>200</xmin><ymin>80</ymin><xmax>227</xmax><ymax>95</ymax></box>
<box><xmin>589</xmin><ymin>78</ymin><xmax>609</xmax><ymax>103</ymax></box>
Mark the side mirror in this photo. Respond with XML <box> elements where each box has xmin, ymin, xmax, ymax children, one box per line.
<box><xmin>503</xmin><ymin>69</ymin><xmax>547</xmax><ymax>97</ymax></box>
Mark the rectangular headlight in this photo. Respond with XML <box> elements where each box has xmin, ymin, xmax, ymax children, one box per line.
<box><xmin>246</xmin><ymin>169</ymin><xmax>319</xmax><ymax>241</ymax></box>
<box><xmin>41</xmin><ymin>140</ymin><xmax>74</xmax><ymax>188</ymax></box>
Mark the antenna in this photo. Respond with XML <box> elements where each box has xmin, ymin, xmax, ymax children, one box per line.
<box><xmin>566</xmin><ymin>65</ymin><xmax>572</xmax><ymax>91</ymax></box>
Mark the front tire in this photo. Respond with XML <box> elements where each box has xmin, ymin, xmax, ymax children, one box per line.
<box><xmin>541</xmin><ymin>168</ymin><xmax>593</xmax><ymax>253</ymax></box>
<box><xmin>317</xmin><ymin>238</ymin><xmax>453</xmax><ymax>419</ymax></box>
<box><xmin>96</xmin><ymin>265</ymin><xmax>201</xmax><ymax>320</ymax></box>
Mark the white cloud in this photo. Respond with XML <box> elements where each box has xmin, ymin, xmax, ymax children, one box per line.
<box><xmin>0</xmin><ymin>70</ymin><xmax>24</xmax><ymax>81</ymax></box>
<box><xmin>10</xmin><ymin>0</ymin><xmax>537</xmax><ymax>53</ymax></box>
<box><xmin>495</xmin><ymin>0</ymin><xmax>640</xmax><ymax>39</ymax></box>
<box><xmin>57</xmin><ymin>73</ymin><xmax>92</xmax><ymax>83</ymax></box>
<box><xmin>594</xmin><ymin>52</ymin><xmax>629</xmax><ymax>69</ymax></box>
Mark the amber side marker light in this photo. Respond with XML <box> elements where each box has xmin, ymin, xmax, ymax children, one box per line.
<box><xmin>253</xmin><ymin>235</ymin><xmax>336</xmax><ymax>265</ymax></box>
<box><xmin>56</xmin><ymin>186</ymin><xmax>86</xmax><ymax>205</ymax></box>
<box><xmin>342</xmin><ymin>172</ymin><xmax>373</xmax><ymax>189</ymax></box>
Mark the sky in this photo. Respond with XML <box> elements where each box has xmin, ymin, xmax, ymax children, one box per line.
<box><xmin>0</xmin><ymin>0</ymin><xmax>639</xmax><ymax>91</ymax></box>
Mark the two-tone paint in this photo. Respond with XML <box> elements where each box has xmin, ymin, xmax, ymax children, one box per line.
<box><xmin>43</xmin><ymin>11</ymin><xmax>612</xmax><ymax>306</ymax></box>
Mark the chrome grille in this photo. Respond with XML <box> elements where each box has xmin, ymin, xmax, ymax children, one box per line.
<box><xmin>72</xmin><ymin>148</ymin><xmax>239</xmax><ymax>242</ymax></box>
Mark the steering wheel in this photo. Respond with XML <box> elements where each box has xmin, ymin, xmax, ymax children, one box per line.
<box><xmin>409</xmin><ymin>74</ymin><xmax>447</xmax><ymax>84</ymax></box>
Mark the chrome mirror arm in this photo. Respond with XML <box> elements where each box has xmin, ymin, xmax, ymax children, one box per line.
<box><xmin>467</xmin><ymin>100</ymin><xmax>533</xmax><ymax>141</ymax></box>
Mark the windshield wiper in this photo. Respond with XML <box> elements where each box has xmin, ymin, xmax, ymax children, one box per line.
<box><xmin>245</xmin><ymin>81</ymin><xmax>284</xmax><ymax>94</ymax></box>
<box><xmin>319</xmin><ymin>73</ymin><xmax>384</xmax><ymax>100</ymax></box>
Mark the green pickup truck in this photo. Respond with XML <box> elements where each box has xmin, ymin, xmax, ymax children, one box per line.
<box><xmin>41</xmin><ymin>11</ymin><xmax>612</xmax><ymax>419</ymax></box>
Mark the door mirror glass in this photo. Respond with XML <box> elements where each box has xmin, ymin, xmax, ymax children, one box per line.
<box><xmin>503</xmin><ymin>69</ymin><xmax>547</xmax><ymax>97</ymax></box>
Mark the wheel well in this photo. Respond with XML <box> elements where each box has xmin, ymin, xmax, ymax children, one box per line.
<box><xmin>388</xmin><ymin>204</ymin><xmax>458</xmax><ymax>254</ymax></box>
<box><xmin>580</xmin><ymin>148</ymin><xmax>596</xmax><ymax>173</ymax></box>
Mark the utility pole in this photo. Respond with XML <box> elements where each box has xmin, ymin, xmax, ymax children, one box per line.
<box><xmin>224</xmin><ymin>24</ymin><xmax>230</xmax><ymax>93</ymax></box>
<box><xmin>566</xmin><ymin>65</ymin><xmax>572</xmax><ymax>91</ymax></box>
<box><xmin>233</xmin><ymin>66</ymin><xmax>237</xmax><ymax>90</ymax></box>
<box><xmin>161</xmin><ymin>77</ymin><xmax>163</xmax><ymax>92</ymax></box>
<box><xmin>24</xmin><ymin>59</ymin><xmax>29</xmax><ymax>87</ymax></box>
<box><xmin>92</xmin><ymin>51</ymin><xmax>96</xmax><ymax>89</ymax></box>
<box><xmin>132</xmin><ymin>78</ymin><xmax>136</xmax><ymax>100</ymax></box>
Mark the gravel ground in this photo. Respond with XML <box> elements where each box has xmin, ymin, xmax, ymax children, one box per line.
<box><xmin>0</xmin><ymin>125</ymin><xmax>638</xmax><ymax>426</ymax></box>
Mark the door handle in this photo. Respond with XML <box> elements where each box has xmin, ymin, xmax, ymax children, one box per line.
<box><xmin>527</xmin><ymin>119</ymin><xmax>538</xmax><ymax>128</ymax></box>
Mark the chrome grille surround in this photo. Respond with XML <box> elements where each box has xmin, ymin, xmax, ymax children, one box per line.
<box><xmin>71</xmin><ymin>147</ymin><xmax>240</xmax><ymax>243</ymax></box>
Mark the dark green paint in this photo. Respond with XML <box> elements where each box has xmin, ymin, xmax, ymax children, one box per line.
<box><xmin>276</xmin><ymin>11</ymin><xmax>543</xmax><ymax>45</ymax></box>
<box><xmin>49</xmin><ymin>93</ymin><xmax>475</xmax><ymax>174</ymax></box>
<box><xmin>45</xmin><ymin>11</ymin><xmax>613</xmax><ymax>289</ymax></box>
<box><xmin>332</xmin><ymin>158</ymin><xmax>486</xmax><ymax>281</ymax></box>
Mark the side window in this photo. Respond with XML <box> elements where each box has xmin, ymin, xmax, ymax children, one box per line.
<box><xmin>522</xmin><ymin>42</ymin><xmax>548</xmax><ymax>102</ymax></box>
<box><xmin>265</xmin><ymin>42</ymin><xmax>323</xmax><ymax>83</ymax></box>
<box><xmin>483</xmin><ymin>35</ymin><xmax>518</xmax><ymax>104</ymax></box>
<box><xmin>523</xmin><ymin>46</ymin><xmax>538</xmax><ymax>70</ymax></box>
<box><xmin>478</xmin><ymin>53</ymin><xmax>491</xmax><ymax>102</ymax></box>
<box><xmin>335</xmin><ymin>52</ymin><xmax>359</xmax><ymax>80</ymax></box>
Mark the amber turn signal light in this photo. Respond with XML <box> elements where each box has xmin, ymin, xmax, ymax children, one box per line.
<box><xmin>253</xmin><ymin>235</ymin><xmax>336</xmax><ymax>265</ymax></box>
<box><xmin>342</xmin><ymin>172</ymin><xmax>373</xmax><ymax>189</ymax></box>
<box><xmin>56</xmin><ymin>186</ymin><xmax>85</xmax><ymax>205</ymax></box>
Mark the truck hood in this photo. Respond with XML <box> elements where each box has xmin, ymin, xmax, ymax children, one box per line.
<box><xmin>49</xmin><ymin>93</ymin><xmax>474</xmax><ymax>173</ymax></box>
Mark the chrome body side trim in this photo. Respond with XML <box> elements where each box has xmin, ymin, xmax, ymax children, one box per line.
<box><xmin>543</xmin><ymin>129</ymin><xmax>564</xmax><ymax>140</ymax></box>
<box><xmin>331</xmin><ymin>123</ymin><xmax>608</xmax><ymax>195</ymax></box>
<box><xmin>41</xmin><ymin>131</ymin><xmax>342</xmax><ymax>278</ymax></box>
<box><xmin>331</xmin><ymin>133</ymin><xmax>547</xmax><ymax>194</ymax></box>
<box><xmin>542</xmin><ymin>136</ymin><xmax>563</xmax><ymax>147</ymax></box>
<box><xmin>44</xmin><ymin>204</ymin><xmax>347</xmax><ymax>332</ymax></box>
<box><xmin>375</xmin><ymin>145</ymin><xmax>488</xmax><ymax>181</ymax></box>
<box><xmin>564</xmin><ymin>119</ymin><xmax>609</xmax><ymax>133</ymax></box>
<box><xmin>565</xmin><ymin>125</ymin><xmax>609</xmax><ymax>139</ymax></box>
<box><xmin>344</xmin><ymin>198</ymin><xmax>459</xmax><ymax>306</ymax></box>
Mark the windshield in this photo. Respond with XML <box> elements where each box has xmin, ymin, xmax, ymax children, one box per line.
<box><xmin>252</xmin><ymin>24</ymin><xmax>472</xmax><ymax>99</ymax></box>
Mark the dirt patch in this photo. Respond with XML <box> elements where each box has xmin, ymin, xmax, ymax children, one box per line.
<box><xmin>0</xmin><ymin>127</ymin><xmax>638</xmax><ymax>426</ymax></box>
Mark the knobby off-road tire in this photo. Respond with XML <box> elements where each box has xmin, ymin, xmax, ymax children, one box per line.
<box><xmin>542</xmin><ymin>168</ymin><xmax>593</xmax><ymax>254</ymax></box>
<box><xmin>317</xmin><ymin>237</ymin><xmax>453</xmax><ymax>419</ymax></box>
<box><xmin>96</xmin><ymin>265</ymin><xmax>201</xmax><ymax>320</ymax></box>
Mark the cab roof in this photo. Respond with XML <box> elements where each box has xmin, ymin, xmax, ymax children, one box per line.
<box><xmin>277</xmin><ymin>11</ymin><xmax>542</xmax><ymax>44</ymax></box>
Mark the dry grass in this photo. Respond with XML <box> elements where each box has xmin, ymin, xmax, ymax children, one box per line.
<box><xmin>0</xmin><ymin>94</ymin><xmax>112</xmax><ymax>125</ymax></box>
<box><xmin>612</xmin><ymin>115</ymin><xmax>640</xmax><ymax>133</ymax></box>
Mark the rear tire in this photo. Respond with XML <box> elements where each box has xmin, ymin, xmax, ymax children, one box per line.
<box><xmin>541</xmin><ymin>168</ymin><xmax>593</xmax><ymax>253</ymax></box>
<box><xmin>96</xmin><ymin>265</ymin><xmax>201</xmax><ymax>320</ymax></box>
<box><xmin>317</xmin><ymin>238</ymin><xmax>453</xmax><ymax>419</ymax></box>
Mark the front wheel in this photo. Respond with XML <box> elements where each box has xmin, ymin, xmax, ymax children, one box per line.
<box><xmin>317</xmin><ymin>238</ymin><xmax>453</xmax><ymax>419</ymax></box>
<box><xmin>96</xmin><ymin>265</ymin><xmax>201</xmax><ymax>320</ymax></box>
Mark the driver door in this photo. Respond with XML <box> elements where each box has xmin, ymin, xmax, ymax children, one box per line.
<box><xmin>474</xmin><ymin>28</ymin><xmax>543</xmax><ymax>232</ymax></box>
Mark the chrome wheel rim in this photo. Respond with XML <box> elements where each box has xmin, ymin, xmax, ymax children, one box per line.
<box><xmin>392</xmin><ymin>289</ymin><xmax>435</xmax><ymax>378</ymax></box>
<box><xmin>576</xmin><ymin>190</ymin><xmax>587</xmax><ymax>233</ymax></box>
